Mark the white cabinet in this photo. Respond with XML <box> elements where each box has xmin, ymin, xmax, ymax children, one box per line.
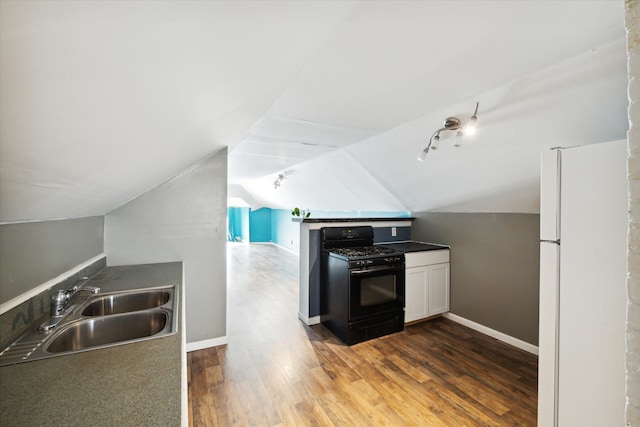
<box><xmin>406</xmin><ymin>266</ymin><xmax>429</xmax><ymax>322</ymax></box>
<box><xmin>404</xmin><ymin>250</ymin><xmax>450</xmax><ymax>323</ymax></box>
<box><xmin>428</xmin><ymin>263</ymin><xmax>450</xmax><ymax>315</ymax></box>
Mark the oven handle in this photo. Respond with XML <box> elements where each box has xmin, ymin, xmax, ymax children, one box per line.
<box><xmin>350</xmin><ymin>265</ymin><xmax>404</xmax><ymax>275</ymax></box>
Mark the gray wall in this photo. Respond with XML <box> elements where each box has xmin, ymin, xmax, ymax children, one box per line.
<box><xmin>412</xmin><ymin>212</ymin><xmax>540</xmax><ymax>345</ymax></box>
<box><xmin>104</xmin><ymin>149</ymin><xmax>227</xmax><ymax>344</ymax></box>
<box><xmin>0</xmin><ymin>216</ymin><xmax>104</xmax><ymax>305</ymax></box>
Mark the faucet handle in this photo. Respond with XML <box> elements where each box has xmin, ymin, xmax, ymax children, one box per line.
<box><xmin>51</xmin><ymin>290</ymin><xmax>67</xmax><ymax>316</ymax></box>
<box><xmin>52</xmin><ymin>290</ymin><xmax>66</xmax><ymax>303</ymax></box>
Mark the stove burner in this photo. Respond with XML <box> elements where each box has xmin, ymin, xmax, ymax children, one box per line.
<box><xmin>330</xmin><ymin>246</ymin><xmax>399</xmax><ymax>258</ymax></box>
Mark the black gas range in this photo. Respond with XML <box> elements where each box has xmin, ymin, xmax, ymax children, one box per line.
<box><xmin>320</xmin><ymin>226</ymin><xmax>405</xmax><ymax>345</ymax></box>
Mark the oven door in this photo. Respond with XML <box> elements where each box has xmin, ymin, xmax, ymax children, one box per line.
<box><xmin>349</xmin><ymin>264</ymin><xmax>405</xmax><ymax>321</ymax></box>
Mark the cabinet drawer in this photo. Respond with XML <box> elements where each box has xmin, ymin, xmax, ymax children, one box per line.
<box><xmin>405</xmin><ymin>250</ymin><xmax>449</xmax><ymax>268</ymax></box>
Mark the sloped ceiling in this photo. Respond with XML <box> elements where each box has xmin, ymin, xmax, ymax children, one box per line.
<box><xmin>0</xmin><ymin>1</ymin><xmax>627</xmax><ymax>223</ymax></box>
<box><xmin>347</xmin><ymin>38</ymin><xmax>629</xmax><ymax>214</ymax></box>
<box><xmin>0</xmin><ymin>0</ymin><xmax>359</xmax><ymax>222</ymax></box>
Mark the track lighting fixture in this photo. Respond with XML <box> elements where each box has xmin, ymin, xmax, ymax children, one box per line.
<box><xmin>418</xmin><ymin>102</ymin><xmax>479</xmax><ymax>161</ymax></box>
<box><xmin>273</xmin><ymin>173</ymin><xmax>285</xmax><ymax>189</ymax></box>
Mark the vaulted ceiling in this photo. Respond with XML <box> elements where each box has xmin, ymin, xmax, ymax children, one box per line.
<box><xmin>0</xmin><ymin>1</ymin><xmax>628</xmax><ymax>222</ymax></box>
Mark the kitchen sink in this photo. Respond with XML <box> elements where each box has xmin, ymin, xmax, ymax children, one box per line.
<box><xmin>0</xmin><ymin>285</ymin><xmax>178</xmax><ymax>366</ymax></box>
<box><xmin>47</xmin><ymin>311</ymin><xmax>168</xmax><ymax>353</ymax></box>
<box><xmin>82</xmin><ymin>290</ymin><xmax>170</xmax><ymax>316</ymax></box>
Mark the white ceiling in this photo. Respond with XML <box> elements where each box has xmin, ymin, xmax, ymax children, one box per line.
<box><xmin>0</xmin><ymin>0</ymin><xmax>628</xmax><ymax>222</ymax></box>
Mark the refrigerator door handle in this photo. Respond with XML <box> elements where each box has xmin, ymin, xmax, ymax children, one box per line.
<box><xmin>540</xmin><ymin>240</ymin><xmax>560</xmax><ymax>244</ymax></box>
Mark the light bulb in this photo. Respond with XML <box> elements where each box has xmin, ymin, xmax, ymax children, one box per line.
<box><xmin>465</xmin><ymin>121</ymin><xmax>476</xmax><ymax>135</ymax></box>
<box><xmin>453</xmin><ymin>131</ymin><xmax>463</xmax><ymax>147</ymax></box>
<box><xmin>431</xmin><ymin>135</ymin><xmax>439</xmax><ymax>150</ymax></box>
<box><xmin>418</xmin><ymin>148</ymin><xmax>428</xmax><ymax>161</ymax></box>
<box><xmin>465</xmin><ymin>116</ymin><xmax>477</xmax><ymax>136</ymax></box>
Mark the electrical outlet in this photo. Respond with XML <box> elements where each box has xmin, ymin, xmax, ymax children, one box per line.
<box><xmin>391</xmin><ymin>227</ymin><xmax>397</xmax><ymax>237</ymax></box>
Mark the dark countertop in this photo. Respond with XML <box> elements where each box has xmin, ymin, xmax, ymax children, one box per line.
<box><xmin>0</xmin><ymin>262</ymin><xmax>183</xmax><ymax>426</ymax></box>
<box><xmin>377</xmin><ymin>241</ymin><xmax>449</xmax><ymax>252</ymax></box>
<box><xmin>293</xmin><ymin>217</ymin><xmax>415</xmax><ymax>223</ymax></box>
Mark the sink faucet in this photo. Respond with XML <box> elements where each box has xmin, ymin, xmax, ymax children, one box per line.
<box><xmin>50</xmin><ymin>281</ymin><xmax>101</xmax><ymax>315</ymax></box>
<box><xmin>40</xmin><ymin>278</ymin><xmax>100</xmax><ymax>332</ymax></box>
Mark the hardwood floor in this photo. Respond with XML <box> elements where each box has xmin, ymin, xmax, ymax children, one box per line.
<box><xmin>188</xmin><ymin>243</ymin><xmax>538</xmax><ymax>426</ymax></box>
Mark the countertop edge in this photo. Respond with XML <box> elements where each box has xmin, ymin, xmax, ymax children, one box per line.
<box><xmin>377</xmin><ymin>241</ymin><xmax>450</xmax><ymax>252</ymax></box>
<box><xmin>293</xmin><ymin>217</ymin><xmax>415</xmax><ymax>223</ymax></box>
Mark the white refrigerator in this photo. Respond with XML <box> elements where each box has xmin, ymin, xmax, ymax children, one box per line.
<box><xmin>538</xmin><ymin>140</ymin><xmax>627</xmax><ymax>426</ymax></box>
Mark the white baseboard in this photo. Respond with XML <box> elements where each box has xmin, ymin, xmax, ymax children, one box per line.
<box><xmin>247</xmin><ymin>241</ymin><xmax>300</xmax><ymax>256</ymax></box>
<box><xmin>443</xmin><ymin>312</ymin><xmax>539</xmax><ymax>355</ymax></box>
<box><xmin>186</xmin><ymin>336</ymin><xmax>228</xmax><ymax>352</ymax></box>
<box><xmin>298</xmin><ymin>312</ymin><xmax>320</xmax><ymax>325</ymax></box>
<box><xmin>0</xmin><ymin>253</ymin><xmax>106</xmax><ymax>315</ymax></box>
<box><xmin>269</xmin><ymin>242</ymin><xmax>300</xmax><ymax>256</ymax></box>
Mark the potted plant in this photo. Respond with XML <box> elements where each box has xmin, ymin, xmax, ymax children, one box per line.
<box><xmin>291</xmin><ymin>207</ymin><xmax>311</xmax><ymax>218</ymax></box>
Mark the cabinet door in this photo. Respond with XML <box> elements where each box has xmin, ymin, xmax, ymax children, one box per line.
<box><xmin>405</xmin><ymin>266</ymin><xmax>428</xmax><ymax>322</ymax></box>
<box><xmin>428</xmin><ymin>263</ymin><xmax>450</xmax><ymax>316</ymax></box>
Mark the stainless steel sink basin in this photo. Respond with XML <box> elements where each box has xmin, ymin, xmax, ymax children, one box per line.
<box><xmin>82</xmin><ymin>290</ymin><xmax>170</xmax><ymax>316</ymax></box>
<box><xmin>0</xmin><ymin>285</ymin><xmax>178</xmax><ymax>366</ymax></box>
<box><xmin>47</xmin><ymin>311</ymin><xmax>168</xmax><ymax>353</ymax></box>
